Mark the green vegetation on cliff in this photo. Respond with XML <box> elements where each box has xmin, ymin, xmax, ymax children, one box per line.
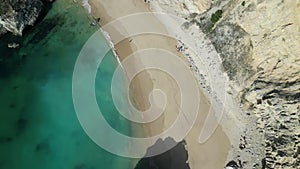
<box><xmin>211</xmin><ymin>10</ymin><xmax>223</xmax><ymax>24</ymax></box>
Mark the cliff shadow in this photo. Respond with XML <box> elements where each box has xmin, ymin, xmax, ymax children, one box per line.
<box><xmin>135</xmin><ymin>137</ymin><xmax>190</xmax><ymax>169</ymax></box>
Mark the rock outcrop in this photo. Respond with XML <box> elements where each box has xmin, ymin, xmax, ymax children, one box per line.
<box><xmin>151</xmin><ymin>0</ymin><xmax>211</xmax><ymax>16</ymax></box>
<box><xmin>0</xmin><ymin>0</ymin><xmax>52</xmax><ymax>37</ymax></box>
<box><xmin>150</xmin><ymin>0</ymin><xmax>299</xmax><ymax>168</ymax></box>
<box><xmin>191</xmin><ymin>0</ymin><xmax>300</xmax><ymax>168</ymax></box>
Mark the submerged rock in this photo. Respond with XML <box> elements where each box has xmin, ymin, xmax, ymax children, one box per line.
<box><xmin>35</xmin><ymin>140</ymin><xmax>51</xmax><ymax>153</ymax></box>
<box><xmin>0</xmin><ymin>136</ymin><xmax>13</xmax><ymax>143</ymax></box>
<box><xmin>16</xmin><ymin>118</ymin><xmax>28</xmax><ymax>133</ymax></box>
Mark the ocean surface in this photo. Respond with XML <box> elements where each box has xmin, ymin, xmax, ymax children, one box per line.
<box><xmin>0</xmin><ymin>1</ymin><xmax>134</xmax><ymax>169</ymax></box>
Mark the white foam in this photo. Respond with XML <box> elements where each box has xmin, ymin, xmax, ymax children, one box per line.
<box><xmin>100</xmin><ymin>28</ymin><xmax>123</xmax><ymax>69</ymax></box>
<box><xmin>82</xmin><ymin>0</ymin><xmax>91</xmax><ymax>14</ymax></box>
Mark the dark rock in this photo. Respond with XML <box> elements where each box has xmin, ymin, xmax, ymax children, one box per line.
<box><xmin>74</xmin><ymin>164</ymin><xmax>87</xmax><ymax>169</ymax></box>
<box><xmin>257</xmin><ymin>99</ymin><xmax>262</xmax><ymax>104</ymax></box>
<box><xmin>16</xmin><ymin>118</ymin><xmax>28</xmax><ymax>132</ymax></box>
<box><xmin>239</xmin><ymin>143</ymin><xmax>246</xmax><ymax>150</ymax></box>
<box><xmin>226</xmin><ymin>160</ymin><xmax>238</xmax><ymax>168</ymax></box>
<box><xmin>9</xmin><ymin>103</ymin><xmax>15</xmax><ymax>108</ymax></box>
<box><xmin>73</xmin><ymin>165</ymin><xmax>94</xmax><ymax>169</ymax></box>
<box><xmin>261</xmin><ymin>158</ymin><xmax>266</xmax><ymax>169</ymax></box>
<box><xmin>35</xmin><ymin>140</ymin><xmax>50</xmax><ymax>153</ymax></box>
<box><xmin>135</xmin><ymin>137</ymin><xmax>190</xmax><ymax>169</ymax></box>
<box><xmin>277</xmin><ymin>150</ymin><xmax>287</xmax><ymax>157</ymax></box>
<box><xmin>26</xmin><ymin>15</ymin><xmax>64</xmax><ymax>44</ymax></box>
<box><xmin>279</xmin><ymin>124</ymin><xmax>288</xmax><ymax>130</ymax></box>
<box><xmin>0</xmin><ymin>25</ymin><xmax>7</xmax><ymax>36</ymax></box>
<box><xmin>0</xmin><ymin>0</ymin><xmax>43</xmax><ymax>36</ymax></box>
<box><xmin>0</xmin><ymin>0</ymin><xmax>54</xmax><ymax>37</ymax></box>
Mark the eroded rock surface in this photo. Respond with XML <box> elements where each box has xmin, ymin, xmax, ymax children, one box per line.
<box><xmin>151</xmin><ymin>0</ymin><xmax>299</xmax><ymax>168</ymax></box>
<box><xmin>194</xmin><ymin>0</ymin><xmax>300</xmax><ymax>168</ymax></box>
<box><xmin>0</xmin><ymin>0</ymin><xmax>51</xmax><ymax>36</ymax></box>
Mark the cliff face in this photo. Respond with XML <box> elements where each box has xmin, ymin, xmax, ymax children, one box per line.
<box><xmin>193</xmin><ymin>0</ymin><xmax>300</xmax><ymax>168</ymax></box>
<box><xmin>0</xmin><ymin>0</ymin><xmax>50</xmax><ymax>36</ymax></box>
<box><xmin>151</xmin><ymin>0</ymin><xmax>211</xmax><ymax>16</ymax></box>
<box><xmin>151</xmin><ymin>0</ymin><xmax>299</xmax><ymax>168</ymax></box>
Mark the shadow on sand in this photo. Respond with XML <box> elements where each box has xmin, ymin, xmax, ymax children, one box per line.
<box><xmin>135</xmin><ymin>137</ymin><xmax>191</xmax><ymax>169</ymax></box>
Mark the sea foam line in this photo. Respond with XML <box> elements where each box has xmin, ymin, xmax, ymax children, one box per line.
<box><xmin>100</xmin><ymin>28</ymin><xmax>124</xmax><ymax>68</ymax></box>
<box><xmin>82</xmin><ymin>0</ymin><xmax>91</xmax><ymax>14</ymax></box>
<box><xmin>80</xmin><ymin>0</ymin><xmax>123</xmax><ymax>69</ymax></box>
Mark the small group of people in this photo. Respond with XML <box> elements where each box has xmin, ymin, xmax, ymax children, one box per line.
<box><xmin>176</xmin><ymin>40</ymin><xmax>187</xmax><ymax>53</ymax></box>
<box><xmin>90</xmin><ymin>17</ymin><xmax>101</xmax><ymax>26</ymax></box>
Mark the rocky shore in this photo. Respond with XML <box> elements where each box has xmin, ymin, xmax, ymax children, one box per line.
<box><xmin>148</xmin><ymin>0</ymin><xmax>299</xmax><ymax>168</ymax></box>
<box><xmin>197</xmin><ymin>1</ymin><xmax>299</xmax><ymax>168</ymax></box>
<box><xmin>1</xmin><ymin>0</ymin><xmax>297</xmax><ymax>168</ymax></box>
<box><xmin>0</xmin><ymin>0</ymin><xmax>53</xmax><ymax>37</ymax></box>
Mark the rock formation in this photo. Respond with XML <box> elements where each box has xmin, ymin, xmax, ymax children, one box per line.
<box><xmin>151</xmin><ymin>0</ymin><xmax>299</xmax><ymax>168</ymax></box>
<box><xmin>0</xmin><ymin>0</ymin><xmax>52</xmax><ymax>37</ymax></box>
<box><xmin>190</xmin><ymin>0</ymin><xmax>300</xmax><ymax>168</ymax></box>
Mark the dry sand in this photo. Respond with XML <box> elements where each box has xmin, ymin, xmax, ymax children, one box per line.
<box><xmin>87</xmin><ymin>0</ymin><xmax>231</xmax><ymax>168</ymax></box>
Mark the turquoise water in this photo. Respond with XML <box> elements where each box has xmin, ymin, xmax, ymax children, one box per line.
<box><xmin>0</xmin><ymin>1</ymin><xmax>134</xmax><ymax>169</ymax></box>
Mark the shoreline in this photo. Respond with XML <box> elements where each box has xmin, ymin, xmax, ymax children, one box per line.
<box><xmin>84</xmin><ymin>0</ymin><xmax>232</xmax><ymax>168</ymax></box>
<box><xmin>99</xmin><ymin>28</ymin><xmax>123</xmax><ymax>68</ymax></box>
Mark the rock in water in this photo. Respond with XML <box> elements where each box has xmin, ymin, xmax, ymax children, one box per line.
<box><xmin>0</xmin><ymin>25</ymin><xmax>7</xmax><ymax>36</ymax></box>
<box><xmin>7</xmin><ymin>42</ymin><xmax>19</xmax><ymax>48</ymax></box>
<box><xmin>0</xmin><ymin>0</ymin><xmax>45</xmax><ymax>36</ymax></box>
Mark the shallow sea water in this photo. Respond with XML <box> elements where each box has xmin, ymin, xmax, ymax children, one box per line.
<box><xmin>0</xmin><ymin>1</ymin><xmax>133</xmax><ymax>169</ymax></box>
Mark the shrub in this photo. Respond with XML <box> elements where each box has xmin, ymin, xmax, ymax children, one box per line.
<box><xmin>242</xmin><ymin>1</ymin><xmax>246</xmax><ymax>6</ymax></box>
<box><xmin>211</xmin><ymin>10</ymin><xmax>223</xmax><ymax>24</ymax></box>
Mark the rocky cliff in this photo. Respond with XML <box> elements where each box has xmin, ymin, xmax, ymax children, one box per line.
<box><xmin>0</xmin><ymin>0</ymin><xmax>52</xmax><ymax>37</ymax></box>
<box><xmin>191</xmin><ymin>0</ymin><xmax>300</xmax><ymax>168</ymax></box>
<box><xmin>151</xmin><ymin>0</ymin><xmax>299</xmax><ymax>168</ymax></box>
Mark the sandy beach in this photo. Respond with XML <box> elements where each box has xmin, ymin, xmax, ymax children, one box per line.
<box><xmin>88</xmin><ymin>0</ymin><xmax>231</xmax><ymax>168</ymax></box>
